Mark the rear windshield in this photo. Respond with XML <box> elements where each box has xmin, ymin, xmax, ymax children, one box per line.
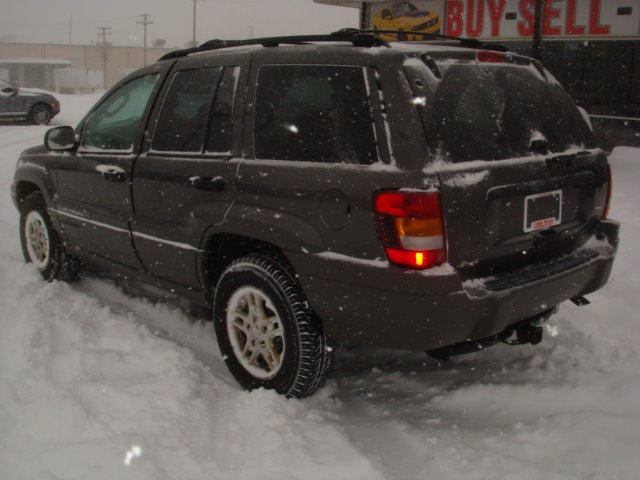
<box><xmin>419</xmin><ymin>62</ymin><xmax>593</xmax><ymax>162</ymax></box>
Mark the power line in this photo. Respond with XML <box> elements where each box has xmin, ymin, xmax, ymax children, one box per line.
<box><xmin>0</xmin><ymin>16</ymin><xmax>136</xmax><ymax>28</ymax></box>
<box><xmin>137</xmin><ymin>13</ymin><xmax>153</xmax><ymax>66</ymax></box>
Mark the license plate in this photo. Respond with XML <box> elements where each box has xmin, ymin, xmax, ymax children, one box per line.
<box><xmin>524</xmin><ymin>190</ymin><xmax>562</xmax><ymax>233</ymax></box>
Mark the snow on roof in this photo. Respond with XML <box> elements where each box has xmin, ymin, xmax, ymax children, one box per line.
<box><xmin>0</xmin><ymin>58</ymin><xmax>71</xmax><ymax>66</ymax></box>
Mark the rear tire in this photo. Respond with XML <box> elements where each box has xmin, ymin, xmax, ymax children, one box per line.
<box><xmin>29</xmin><ymin>104</ymin><xmax>52</xmax><ymax>125</ymax></box>
<box><xmin>19</xmin><ymin>192</ymin><xmax>76</xmax><ymax>282</ymax></box>
<box><xmin>213</xmin><ymin>254</ymin><xmax>332</xmax><ymax>398</ymax></box>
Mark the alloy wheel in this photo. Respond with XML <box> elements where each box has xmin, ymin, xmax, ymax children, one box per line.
<box><xmin>226</xmin><ymin>286</ymin><xmax>285</xmax><ymax>379</ymax></box>
<box><xmin>24</xmin><ymin>210</ymin><xmax>50</xmax><ymax>268</ymax></box>
<box><xmin>32</xmin><ymin>106</ymin><xmax>51</xmax><ymax>125</ymax></box>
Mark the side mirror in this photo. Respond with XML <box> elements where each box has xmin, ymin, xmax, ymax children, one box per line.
<box><xmin>45</xmin><ymin>126</ymin><xmax>76</xmax><ymax>151</ymax></box>
<box><xmin>1</xmin><ymin>86</ymin><xmax>14</xmax><ymax>95</ymax></box>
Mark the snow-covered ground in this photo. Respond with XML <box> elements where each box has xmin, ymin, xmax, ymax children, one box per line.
<box><xmin>1</xmin><ymin>95</ymin><xmax>639</xmax><ymax>480</ymax></box>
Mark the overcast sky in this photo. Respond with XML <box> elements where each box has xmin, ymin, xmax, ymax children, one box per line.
<box><xmin>0</xmin><ymin>0</ymin><xmax>359</xmax><ymax>47</ymax></box>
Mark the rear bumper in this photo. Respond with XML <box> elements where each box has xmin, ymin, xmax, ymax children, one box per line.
<box><xmin>289</xmin><ymin>220</ymin><xmax>619</xmax><ymax>351</ymax></box>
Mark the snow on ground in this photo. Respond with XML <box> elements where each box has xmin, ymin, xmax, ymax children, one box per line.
<box><xmin>1</xmin><ymin>95</ymin><xmax>639</xmax><ymax>479</ymax></box>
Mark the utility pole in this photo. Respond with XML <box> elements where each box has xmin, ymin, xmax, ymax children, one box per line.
<box><xmin>68</xmin><ymin>14</ymin><xmax>72</xmax><ymax>44</ymax></box>
<box><xmin>360</xmin><ymin>2</ymin><xmax>369</xmax><ymax>29</ymax></box>
<box><xmin>191</xmin><ymin>0</ymin><xmax>203</xmax><ymax>47</ymax></box>
<box><xmin>97</xmin><ymin>26</ymin><xmax>111</xmax><ymax>89</ymax></box>
<box><xmin>137</xmin><ymin>13</ymin><xmax>153</xmax><ymax>66</ymax></box>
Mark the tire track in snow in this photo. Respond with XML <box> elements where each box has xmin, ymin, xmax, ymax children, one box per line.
<box><xmin>73</xmin><ymin>276</ymin><xmax>237</xmax><ymax>387</ymax></box>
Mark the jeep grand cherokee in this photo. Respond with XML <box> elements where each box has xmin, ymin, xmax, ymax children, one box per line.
<box><xmin>12</xmin><ymin>31</ymin><xmax>619</xmax><ymax>397</ymax></box>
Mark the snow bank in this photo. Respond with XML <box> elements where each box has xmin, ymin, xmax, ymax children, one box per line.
<box><xmin>1</xmin><ymin>96</ymin><xmax>640</xmax><ymax>479</ymax></box>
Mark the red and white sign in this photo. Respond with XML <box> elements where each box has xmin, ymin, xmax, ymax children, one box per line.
<box><xmin>360</xmin><ymin>0</ymin><xmax>640</xmax><ymax>40</ymax></box>
<box><xmin>444</xmin><ymin>0</ymin><xmax>640</xmax><ymax>39</ymax></box>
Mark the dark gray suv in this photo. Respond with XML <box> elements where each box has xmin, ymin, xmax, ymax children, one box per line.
<box><xmin>11</xmin><ymin>31</ymin><xmax>619</xmax><ymax>397</ymax></box>
<box><xmin>0</xmin><ymin>79</ymin><xmax>60</xmax><ymax>125</ymax></box>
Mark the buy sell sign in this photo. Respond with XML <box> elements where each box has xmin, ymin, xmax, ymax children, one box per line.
<box><xmin>362</xmin><ymin>0</ymin><xmax>640</xmax><ymax>40</ymax></box>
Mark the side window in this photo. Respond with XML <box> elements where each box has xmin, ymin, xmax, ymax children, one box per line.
<box><xmin>152</xmin><ymin>67</ymin><xmax>222</xmax><ymax>152</ymax></box>
<box><xmin>82</xmin><ymin>74</ymin><xmax>159</xmax><ymax>152</ymax></box>
<box><xmin>207</xmin><ymin>67</ymin><xmax>239</xmax><ymax>153</ymax></box>
<box><xmin>254</xmin><ymin>65</ymin><xmax>379</xmax><ymax>164</ymax></box>
<box><xmin>0</xmin><ymin>79</ymin><xmax>14</xmax><ymax>95</ymax></box>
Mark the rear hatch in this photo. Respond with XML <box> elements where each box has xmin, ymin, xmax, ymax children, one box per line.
<box><xmin>405</xmin><ymin>51</ymin><xmax>610</xmax><ymax>276</ymax></box>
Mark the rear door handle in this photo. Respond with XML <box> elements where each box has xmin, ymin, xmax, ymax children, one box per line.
<box><xmin>189</xmin><ymin>176</ymin><xmax>226</xmax><ymax>192</ymax></box>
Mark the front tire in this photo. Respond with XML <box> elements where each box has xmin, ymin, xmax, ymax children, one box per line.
<box><xmin>29</xmin><ymin>104</ymin><xmax>52</xmax><ymax>125</ymax></box>
<box><xmin>213</xmin><ymin>254</ymin><xmax>332</xmax><ymax>398</ymax></box>
<box><xmin>20</xmin><ymin>192</ymin><xmax>76</xmax><ymax>282</ymax></box>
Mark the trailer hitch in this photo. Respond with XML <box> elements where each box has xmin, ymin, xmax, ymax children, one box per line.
<box><xmin>426</xmin><ymin>307</ymin><xmax>556</xmax><ymax>361</ymax></box>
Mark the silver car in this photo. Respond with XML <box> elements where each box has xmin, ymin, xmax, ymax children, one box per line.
<box><xmin>0</xmin><ymin>79</ymin><xmax>60</xmax><ymax>125</ymax></box>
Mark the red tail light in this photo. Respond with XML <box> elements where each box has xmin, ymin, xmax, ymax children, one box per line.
<box><xmin>374</xmin><ymin>191</ymin><xmax>446</xmax><ymax>269</ymax></box>
<box><xmin>603</xmin><ymin>163</ymin><xmax>612</xmax><ymax>219</ymax></box>
<box><xmin>476</xmin><ymin>50</ymin><xmax>504</xmax><ymax>63</ymax></box>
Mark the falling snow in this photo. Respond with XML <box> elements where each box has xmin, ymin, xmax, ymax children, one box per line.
<box><xmin>1</xmin><ymin>95</ymin><xmax>639</xmax><ymax>479</ymax></box>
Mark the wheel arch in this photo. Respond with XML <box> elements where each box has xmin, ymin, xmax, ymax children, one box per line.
<box><xmin>14</xmin><ymin>180</ymin><xmax>42</xmax><ymax>207</ymax></box>
<box><xmin>13</xmin><ymin>176</ymin><xmax>62</xmax><ymax>233</ymax></box>
<box><xmin>13</xmin><ymin>171</ymin><xmax>54</xmax><ymax>205</ymax></box>
<box><xmin>198</xmin><ymin>231</ymin><xmax>291</xmax><ymax>297</ymax></box>
<box><xmin>29</xmin><ymin>101</ymin><xmax>51</xmax><ymax>110</ymax></box>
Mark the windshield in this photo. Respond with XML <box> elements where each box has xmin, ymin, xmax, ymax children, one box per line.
<box><xmin>392</xmin><ymin>2</ymin><xmax>418</xmax><ymax>17</ymax></box>
<box><xmin>419</xmin><ymin>62</ymin><xmax>594</xmax><ymax>162</ymax></box>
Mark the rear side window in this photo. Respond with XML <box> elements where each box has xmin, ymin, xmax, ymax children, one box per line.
<box><xmin>152</xmin><ymin>66</ymin><xmax>238</xmax><ymax>154</ymax></box>
<box><xmin>254</xmin><ymin>65</ymin><xmax>378</xmax><ymax>164</ymax></box>
<box><xmin>420</xmin><ymin>62</ymin><xmax>593</xmax><ymax>162</ymax></box>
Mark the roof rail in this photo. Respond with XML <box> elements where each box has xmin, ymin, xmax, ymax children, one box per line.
<box><xmin>159</xmin><ymin>31</ymin><xmax>388</xmax><ymax>61</ymax></box>
<box><xmin>350</xmin><ymin>28</ymin><xmax>511</xmax><ymax>53</ymax></box>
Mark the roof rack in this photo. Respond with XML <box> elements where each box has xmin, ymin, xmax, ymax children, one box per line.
<box><xmin>158</xmin><ymin>28</ymin><xmax>510</xmax><ymax>62</ymax></box>
<box><xmin>347</xmin><ymin>28</ymin><xmax>511</xmax><ymax>53</ymax></box>
<box><xmin>159</xmin><ymin>31</ymin><xmax>388</xmax><ymax>61</ymax></box>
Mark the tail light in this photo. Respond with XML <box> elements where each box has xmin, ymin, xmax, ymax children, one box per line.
<box><xmin>603</xmin><ymin>163</ymin><xmax>612</xmax><ymax>219</ymax></box>
<box><xmin>374</xmin><ymin>191</ymin><xmax>446</xmax><ymax>269</ymax></box>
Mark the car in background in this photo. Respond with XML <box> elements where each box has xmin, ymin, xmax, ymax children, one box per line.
<box><xmin>372</xmin><ymin>2</ymin><xmax>441</xmax><ymax>40</ymax></box>
<box><xmin>0</xmin><ymin>79</ymin><xmax>60</xmax><ymax>125</ymax></box>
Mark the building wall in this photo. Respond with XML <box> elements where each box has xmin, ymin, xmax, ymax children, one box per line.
<box><xmin>0</xmin><ymin>43</ymin><xmax>173</xmax><ymax>89</ymax></box>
